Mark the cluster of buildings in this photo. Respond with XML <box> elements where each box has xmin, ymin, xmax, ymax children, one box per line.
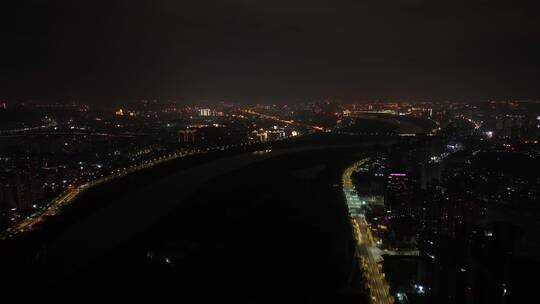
<box><xmin>351</xmin><ymin>105</ymin><xmax>539</xmax><ymax>302</ymax></box>
<box><xmin>0</xmin><ymin>99</ymin><xmax>539</xmax><ymax>301</ymax></box>
<box><xmin>0</xmin><ymin>100</ymin><xmax>305</xmax><ymax>230</ymax></box>
<box><xmin>0</xmin><ymin>157</ymin><xmax>44</xmax><ymax>211</ymax></box>
<box><xmin>494</xmin><ymin>114</ymin><xmax>540</xmax><ymax>140</ymax></box>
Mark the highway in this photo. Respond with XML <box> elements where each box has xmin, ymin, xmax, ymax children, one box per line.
<box><xmin>0</xmin><ymin>121</ymin><xmax>57</xmax><ymax>135</ymax></box>
<box><xmin>0</xmin><ymin>143</ymin><xmax>251</xmax><ymax>240</ymax></box>
<box><xmin>245</xmin><ymin>108</ymin><xmax>327</xmax><ymax>131</ymax></box>
<box><xmin>2</xmin><ymin>107</ymin><xmax>328</xmax><ymax>241</ymax></box>
<box><xmin>0</xmin><ymin>139</ymin><xmax>397</xmax><ymax>301</ymax></box>
<box><xmin>342</xmin><ymin>159</ymin><xmax>394</xmax><ymax>304</ymax></box>
<box><xmin>0</xmin><ymin>108</ymin><xmax>380</xmax><ymax>241</ymax></box>
<box><xmin>8</xmin><ymin>142</ymin><xmax>377</xmax><ymax>285</ymax></box>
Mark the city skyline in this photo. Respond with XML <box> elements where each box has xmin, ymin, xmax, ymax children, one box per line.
<box><xmin>1</xmin><ymin>2</ymin><xmax>539</xmax><ymax>303</ymax></box>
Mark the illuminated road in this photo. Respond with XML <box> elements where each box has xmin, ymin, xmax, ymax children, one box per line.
<box><xmin>3</xmin><ymin>136</ymin><xmax>328</xmax><ymax>240</ymax></box>
<box><xmin>21</xmin><ymin>143</ymin><xmax>381</xmax><ymax>282</ymax></box>
<box><xmin>1</xmin><ymin>131</ymin><xmax>392</xmax><ymax>242</ymax></box>
<box><xmin>0</xmin><ymin>145</ymin><xmax>247</xmax><ymax>240</ymax></box>
<box><xmin>0</xmin><ymin>140</ymin><xmax>398</xmax><ymax>301</ymax></box>
<box><xmin>0</xmin><ymin>121</ymin><xmax>57</xmax><ymax>135</ymax></box>
<box><xmin>342</xmin><ymin>159</ymin><xmax>394</xmax><ymax>304</ymax></box>
<box><xmin>245</xmin><ymin>108</ymin><xmax>327</xmax><ymax>132</ymax></box>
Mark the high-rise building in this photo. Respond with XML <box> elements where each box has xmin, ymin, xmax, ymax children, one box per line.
<box><xmin>0</xmin><ymin>156</ymin><xmax>44</xmax><ymax>211</ymax></box>
<box><xmin>199</xmin><ymin>108</ymin><xmax>212</xmax><ymax>117</ymax></box>
<box><xmin>178</xmin><ymin>129</ymin><xmax>197</xmax><ymax>143</ymax></box>
<box><xmin>494</xmin><ymin>114</ymin><xmax>537</xmax><ymax>139</ymax></box>
<box><xmin>419</xmin><ymin>162</ymin><xmax>442</xmax><ymax>190</ymax></box>
<box><xmin>0</xmin><ymin>170</ymin><xmax>31</xmax><ymax>210</ymax></box>
<box><xmin>386</xmin><ymin>172</ymin><xmax>416</xmax><ymax>213</ymax></box>
<box><xmin>0</xmin><ymin>171</ymin><xmax>15</xmax><ymax>210</ymax></box>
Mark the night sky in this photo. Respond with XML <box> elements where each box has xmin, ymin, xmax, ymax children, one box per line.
<box><xmin>1</xmin><ymin>0</ymin><xmax>539</xmax><ymax>103</ymax></box>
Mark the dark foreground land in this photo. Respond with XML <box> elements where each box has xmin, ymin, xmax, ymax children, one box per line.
<box><xmin>1</xmin><ymin>137</ymin><xmax>384</xmax><ymax>303</ymax></box>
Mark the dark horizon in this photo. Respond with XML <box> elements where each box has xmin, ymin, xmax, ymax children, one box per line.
<box><xmin>1</xmin><ymin>0</ymin><xmax>539</xmax><ymax>104</ymax></box>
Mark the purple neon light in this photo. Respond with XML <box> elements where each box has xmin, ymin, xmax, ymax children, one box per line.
<box><xmin>389</xmin><ymin>173</ymin><xmax>407</xmax><ymax>177</ymax></box>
